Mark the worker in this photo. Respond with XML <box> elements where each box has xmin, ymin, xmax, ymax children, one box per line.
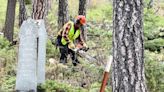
<box><xmin>56</xmin><ymin>15</ymin><xmax>87</xmax><ymax>66</ymax></box>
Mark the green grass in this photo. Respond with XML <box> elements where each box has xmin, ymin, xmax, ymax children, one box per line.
<box><xmin>0</xmin><ymin>0</ymin><xmax>7</xmax><ymax>30</ymax></box>
<box><xmin>40</xmin><ymin>80</ymin><xmax>88</xmax><ymax>92</ymax></box>
<box><xmin>0</xmin><ymin>0</ymin><xmax>164</xmax><ymax>92</ymax></box>
<box><xmin>156</xmin><ymin>16</ymin><xmax>164</xmax><ymax>27</ymax></box>
<box><xmin>87</xmin><ymin>3</ymin><xmax>112</xmax><ymax>22</ymax></box>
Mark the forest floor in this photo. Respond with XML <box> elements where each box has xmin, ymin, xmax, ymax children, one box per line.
<box><xmin>0</xmin><ymin>0</ymin><xmax>164</xmax><ymax>92</ymax></box>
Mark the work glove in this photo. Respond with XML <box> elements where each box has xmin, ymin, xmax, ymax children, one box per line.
<box><xmin>83</xmin><ymin>43</ymin><xmax>88</xmax><ymax>48</ymax></box>
<box><xmin>82</xmin><ymin>43</ymin><xmax>89</xmax><ymax>52</ymax></box>
<box><xmin>68</xmin><ymin>42</ymin><xmax>75</xmax><ymax>49</ymax></box>
<box><xmin>76</xmin><ymin>43</ymin><xmax>83</xmax><ymax>49</ymax></box>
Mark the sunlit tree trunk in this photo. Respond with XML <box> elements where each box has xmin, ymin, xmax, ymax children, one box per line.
<box><xmin>112</xmin><ymin>0</ymin><xmax>147</xmax><ymax>92</ymax></box>
<box><xmin>19</xmin><ymin>0</ymin><xmax>27</xmax><ymax>27</ymax></box>
<box><xmin>58</xmin><ymin>0</ymin><xmax>69</xmax><ymax>30</ymax></box>
<box><xmin>4</xmin><ymin>0</ymin><xmax>16</xmax><ymax>43</ymax></box>
<box><xmin>32</xmin><ymin>0</ymin><xmax>47</xmax><ymax>19</ymax></box>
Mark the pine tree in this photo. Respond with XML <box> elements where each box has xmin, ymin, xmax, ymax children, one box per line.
<box><xmin>4</xmin><ymin>0</ymin><xmax>16</xmax><ymax>43</ymax></box>
<box><xmin>58</xmin><ymin>0</ymin><xmax>69</xmax><ymax>30</ymax></box>
<box><xmin>79</xmin><ymin>0</ymin><xmax>87</xmax><ymax>41</ymax></box>
<box><xmin>32</xmin><ymin>0</ymin><xmax>47</xmax><ymax>19</ymax></box>
<box><xmin>19</xmin><ymin>0</ymin><xmax>27</xmax><ymax>27</ymax></box>
<box><xmin>112</xmin><ymin>0</ymin><xmax>147</xmax><ymax>91</ymax></box>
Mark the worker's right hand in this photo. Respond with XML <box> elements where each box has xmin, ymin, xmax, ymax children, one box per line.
<box><xmin>68</xmin><ymin>42</ymin><xmax>75</xmax><ymax>49</ymax></box>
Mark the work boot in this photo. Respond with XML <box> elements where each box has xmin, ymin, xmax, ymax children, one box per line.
<box><xmin>60</xmin><ymin>59</ymin><xmax>67</xmax><ymax>64</ymax></box>
<box><xmin>72</xmin><ymin>62</ymin><xmax>77</xmax><ymax>66</ymax></box>
<box><xmin>72</xmin><ymin>60</ymin><xmax>80</xmax><ymax>66</ymax></box>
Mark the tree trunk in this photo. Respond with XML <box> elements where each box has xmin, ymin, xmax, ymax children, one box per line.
<box><xmin>79</xmin><ymin>0</ymin><xmax>87</xmax><ymax>41</ymax></box>
<box><xmin>4</xmin><ymin>0</ymin><xmax>16</xmax><ymax>43</ymax></box>
<box><xmin>81</xmin><ymin>26</ymin><xmax>87</xmax><ymax>41</ymax></box>
<box><xmin>19</xmin><ymin>0</ymin><xmax>27</xmax><ymax>27</ymax></box>
<box><xmin>58</xmin><ymin>0</ymin><xmax>69</xmax><ymax>30</ymax></box>
<box><xmin>47</xmin><ymin>0</ymin><xmax>52</xmax><ymax>14</ymax></box>
<box><xmin>32</xmin><ymin>0</ymin><xmax>47</xmax><ymax>19</ymax></box>
<box><xmin>112</xmin><ymin>0</ymin><xmax>147</xmax><ymax>92</ymax></box>
<box><xmin>43</xmin><ymin>0</ymin><xmax>51</xmax><ymax>17</ymax></box>
<box><xmin>79</xmin><ymin>0</ymin><xmax>87</xmax><ymax>16</ymax></box>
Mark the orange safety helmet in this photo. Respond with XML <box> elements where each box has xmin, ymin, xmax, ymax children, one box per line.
<box><xmin>76</xmin><ymin>15</ymin><xmax>86</xmax><ymax>25</ymax></box>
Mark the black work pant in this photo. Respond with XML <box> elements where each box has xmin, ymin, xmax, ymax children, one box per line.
<box><xmin>57</xmin><ymin>36</ymin><xmax>79</xmax><ymax>66</ymax></box>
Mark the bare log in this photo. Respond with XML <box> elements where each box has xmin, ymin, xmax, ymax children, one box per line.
<box><xmin>77</xmin><ymin>50</ymin><xmax>97</xmax><ymax>62</ymax></box>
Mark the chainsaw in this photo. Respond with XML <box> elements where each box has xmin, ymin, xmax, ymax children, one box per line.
<box><xmin>72</xmin><ymin>43</ymin><xmax>89</xmax><ymax>52</ymax></box>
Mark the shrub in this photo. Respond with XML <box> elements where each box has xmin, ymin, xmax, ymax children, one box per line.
<box><xmin>40</xmin><ymin>80</ymin><xmax>87</xmax><ymax>92</ymax></box>
<box><xmin>144</xmin><ymin>38</ymin><xmax>164</xmax><ymax>52</ymax></box>
<box><xmin>0</xmin><ymin>36</ymin><xmax>10</xmax><ymax>49</ymax></box>
<box><xmin>144</xmin><ymin>8</ymin><xmax>164</xmax><ymax>40</ymax></box>
<box><xmin>145</xmin><ymin>50</ymin><xmax>164</xmax><ymax>92</ymax></box>
<box><xmin>0</xmin><ymin>36</ymin><xmax>17</xmax><ymax>76</ymax></box>
<box><xmin>25</xmin><ymin>0</ymin><xmax>32</xmax><ymax>5</ymax></box>
<box><xmin>0</xmin><ymin>76</ymin><xmax>16</xmax><ymax>92</ymax></box>
<box><xmin>46</xmin><ymin>39</ymin><xmax>60</xmax><ymax>59</ymax></box>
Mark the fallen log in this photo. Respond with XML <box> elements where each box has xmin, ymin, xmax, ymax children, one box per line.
<box><xmin>77</xmin><ymin>50</ymin><xmax>97</xmax><ymax>62</ymax></box>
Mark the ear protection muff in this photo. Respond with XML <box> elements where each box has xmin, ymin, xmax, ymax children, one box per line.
<box><xmin>75</xmin><ymin>18</ymin><xmax>81</xmax><ymax>25</ymax></box>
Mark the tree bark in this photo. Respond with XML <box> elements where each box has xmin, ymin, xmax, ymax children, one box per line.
<box><xmin>79</xmin><ymin>0</ymin><xmax>87</xmax><ymax>41</ymax></box>
<box><xmin>58</xmin><ymin>0</ymin><xmax>69</xmax><ymax>30</ymax></box>
<box><xmin>43</xmin><ymin>0</ymin><xmax>52</xmax><ymax>17</ymax></box>
<box><xmin>32</xmin><ymin>0</ymin><xmax>47</xmax><ymax>19</ymax></box>
<box><xmin>79</xmin><ymin>0</ymin><xmax>87</xmax><ymax>16</ymax></box>
<box><xmin>47</xmin><ymin>0</ymin><xmax>52</xmax><ymax>14</ymax></box>
<box><xmin>4</xmin><ymin>0</ymin><xmax>16</xmax><ymax>43</ymax></box>
<box><xmin>112</xmin><ymin>0</ymin><xmax>147</xmax><ymax>92</ymax></box>
<box><xmin>19</xmin><ymin>0</ymin><xmax>27</xmax><ymax>27</ymax></box>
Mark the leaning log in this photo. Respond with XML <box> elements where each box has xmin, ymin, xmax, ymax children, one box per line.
<box><xmin>77</xmin><ymin>50</ymin><xmax>97</xmax><ymax>62</ymax></box>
